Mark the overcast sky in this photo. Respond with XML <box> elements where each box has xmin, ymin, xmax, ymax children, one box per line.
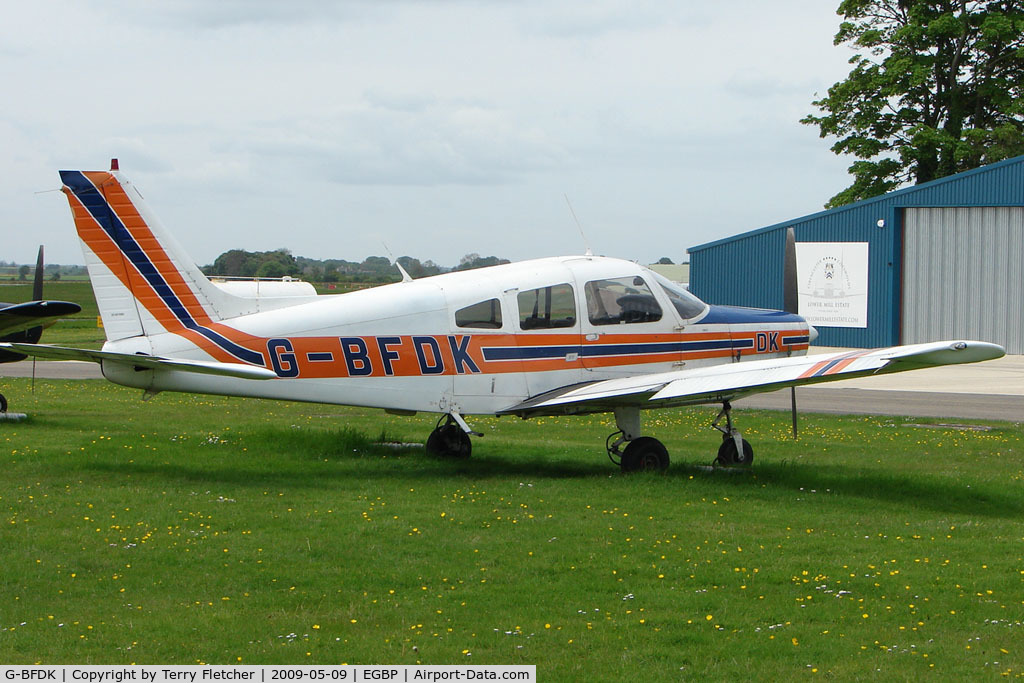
<box><xmin>2</xmin><ymin>0</ymin><xmax>857</xmax><ymax>268</ymax></box>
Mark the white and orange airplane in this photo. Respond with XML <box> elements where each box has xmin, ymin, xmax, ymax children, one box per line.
<box><xmin>2</xmin><ymin>161</ymin><xmax>1005</xmax><ymax>471</ymax></box>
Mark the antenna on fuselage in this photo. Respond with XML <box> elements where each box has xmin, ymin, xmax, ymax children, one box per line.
<box><xmin>382</xmin><ymin>242</ymin><xmax>413</xmax><ymax>283</ymax></box>
<box><xmin>564</xmin><ymin>195</ymin><xmax>593</xmax><ymax>257</ymax></box>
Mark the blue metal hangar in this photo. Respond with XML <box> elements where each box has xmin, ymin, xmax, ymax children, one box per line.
<box><xmin>688</xmin><ymin>154</ymin><xmax>1024</xmax><ymax>354</ymax></box>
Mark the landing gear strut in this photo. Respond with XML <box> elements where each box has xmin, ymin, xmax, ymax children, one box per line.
<box><xmin>712</xmin><ymin>400</ymin><xmax>753</xmax><ymax>467</ymax></box>
<box><xmin>605</xmin><ymin>406</ymin><xmax>669</xmax><ymax>473</ymax></box>
<box><xmin>426</xmin><ymin>414</ymin><xmax>473</xmax><ymax>459</ymax></box>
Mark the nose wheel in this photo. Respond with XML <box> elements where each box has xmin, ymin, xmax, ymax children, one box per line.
<box><xmin>712</xmin><ymin>400</ymin><xmax>753</xmax><ymax>467</ymax></box>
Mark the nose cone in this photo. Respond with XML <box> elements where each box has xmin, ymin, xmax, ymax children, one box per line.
<box><xmin>808</xmin><ymin>323</ymin><xmax>819</xmax><ymax>343</ymax></box>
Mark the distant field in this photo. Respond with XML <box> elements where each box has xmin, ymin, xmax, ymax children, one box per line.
<box><xmin>1</xmin><ymin>379</ymin><xmax>1021</xmax><ymax>678</ymax></box>
<box><xmin>0</xmin><ymin>280</ymin><xmax>104</xmax><ymax>349</ymax></box>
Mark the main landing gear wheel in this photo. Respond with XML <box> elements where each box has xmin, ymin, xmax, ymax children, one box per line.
<box><xmin>426</xmin><ymin>415</ymin><xmax>472</xmax><ymax>459</ymax></box>
<box><xmin>620</xmin><ymin>436</ymin><xmax>670</xmax><ymax>473</ymax></box>
<box><xmin>0</xmin><ymin>393</ymin><xmax>7</xmax><ymax>413</ymax></box>
<box><xmin>606</xmin><ymin>407</ymin><xmax>670</xmax><ymax>473</ymax></box>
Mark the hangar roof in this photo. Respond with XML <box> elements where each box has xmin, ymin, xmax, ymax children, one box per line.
<box><xmin>689</xmin><ymin>152</ymin><xmax>1024</xmax><ymax>253</ymax></box>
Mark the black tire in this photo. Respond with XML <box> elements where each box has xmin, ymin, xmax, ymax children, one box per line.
<box><xmin>0</xmin><ymin>392</ymin><xmax>7</xmax><ymax>413</ymax></box>
<box><xmin>620</xmin><ymin>436</ymin><xmax>670</xmax><ymax>473</ymax></box>
<box><xmin>426</xmin><ymin>424</ymin><xmax>472</xmax><ymax>459</ymax></box>
<box><xmin>717</xmin><ymin>436</ymin><xmax>754</xmax><ymax>467</ymax></box>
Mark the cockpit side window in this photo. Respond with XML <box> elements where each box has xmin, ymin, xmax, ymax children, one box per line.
<box><xmin>517</xmin><ymin>284</ymin><xmax>576</xmax><ymax>330</ymax></box>
<box><xmin>652</xmin><ymin>272</ymin><xmax>707</xmax><ymax>321</ymax></box>
<box><xmin>455</xmin><ymin>298</ymin><xmax>503</xmax><ymax>329</ymax></box>
<box><xmin>584</xmin><ymin>276</ymin><xmax>663</xmax><ymax>325</ymax></box>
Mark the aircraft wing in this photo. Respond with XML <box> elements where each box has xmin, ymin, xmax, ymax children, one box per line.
<box><xmin>0</xmin><ymin>301</ymin><xmax>82</xmax><ymax>336</ymax></box>
<box><xmin>0</xmin><ymin>342</ymin><xmax>278</xmax><ymax>380</ymax></box>
<box><xmin>499</xmin><ymin>340</ymin><xmax>1006</xmax><ymax>418</ymax></box>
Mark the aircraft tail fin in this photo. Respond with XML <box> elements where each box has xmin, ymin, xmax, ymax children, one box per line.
<box><xmin>59</xmin><ymin>161</ymin><xmax>263</xmax><ymax>342</ymax></box>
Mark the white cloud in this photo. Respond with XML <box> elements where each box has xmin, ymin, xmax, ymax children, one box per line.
<box><xmin>0</xmin><ymin>0</ymin><xmax>854</xmax><ymax>267</ymax></box>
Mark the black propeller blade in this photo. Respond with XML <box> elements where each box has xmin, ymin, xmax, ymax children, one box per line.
<box><xmin>784</xmin><ymin>228</ymin><xmax>799</xmax><ymax>439</ymax></box>
<box><xmin>784</xmin><ymin>227</ymin><xmax>798</xmax><ymax>315</ymax></box>
<box><xmin>33</xmin><ymin>246</ymin><xmax>44</xmax><ymax>302</ymax></box>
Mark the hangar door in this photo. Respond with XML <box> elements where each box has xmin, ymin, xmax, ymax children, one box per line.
<box><xmin>902</xmin><ymin>207</ymin><xmax>1024</xmax><ymax>354</ymax></box>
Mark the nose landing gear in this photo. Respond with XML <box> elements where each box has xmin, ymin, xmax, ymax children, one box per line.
<box><xmin>712</xmin><ymin>400</ymin><xmax>753</xmax><ymax>467</ymax></box>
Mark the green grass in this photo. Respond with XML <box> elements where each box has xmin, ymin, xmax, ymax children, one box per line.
<box><xmin>1</xmin><ymin>379</ymin><xmax>1022</xmax><ymax>678</ymax></box>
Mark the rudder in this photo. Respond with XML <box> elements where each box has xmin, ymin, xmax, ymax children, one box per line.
<box><xmin>59</xmin><ymin>161</ymin><xmax>255</xmax><ymax>342</ymax></box>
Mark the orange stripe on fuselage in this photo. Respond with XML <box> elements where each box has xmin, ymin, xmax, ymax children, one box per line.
<box><xmin>265</xmin><ymin>331</ymin><xmax>810</xmax><ymax>379</ymax></box>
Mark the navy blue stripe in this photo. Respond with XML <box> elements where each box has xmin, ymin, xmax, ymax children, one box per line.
<box><xmin>481</xmin><ymin>338</ymin><xmax>749</xmax><ymax>362</ymax></box>
<box><xmin>782</xmin><ymin>335</ymin><xmax>810</xmax><ymax>346</ymax></box>
<box><xmin>811</xmin><ymin>351</ymin><xmax>867</xmax><ymax>377</ymax></box>
<box><xmin>307</xmin><ymin>352</ymin><xmax>334</xmax><ymax>362</ymax></box>
<box><xmin>812</xmin><ymin>357</ymin><xmax>847</xmax><ymax>377</ymax></box>
<box><xmin>582</xmin><ymin>342</ymin><xmax>678</xmax><ymax>357</ymax></box>
<box><xmin>483</xmin><ymin>345</ymin><xmax>580</xmax><ymax>361</ymax></box>
<box><xmin>582</xmin><ymin>339</ymin><xmax>740</xmax><ymax>357</ymax></box>
<box><xmin>62</xmin><ymin>171</ymin><xmax>265</xmax><ymax>366</ymax></box>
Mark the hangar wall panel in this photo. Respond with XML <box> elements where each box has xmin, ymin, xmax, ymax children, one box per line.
<box><xmin>902</xmin><ymin>207</ymin><xmax>1024</xmax><ymax>353</ymax></box>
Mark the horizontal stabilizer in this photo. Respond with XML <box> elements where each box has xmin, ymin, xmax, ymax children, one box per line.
<box><xmin>0</xmin><ymin>342</ymin><xmax>278</xmax><ymax>380</ymax></box>
<box><xmin>0</xmin><ymin>301</ymin><xmax>82</xmax><ymax>336</ymax></box>
<box><xmin>500</xmin><ymin>340</ymin><xmax>1006</xmax><ymax>417</ymax></box>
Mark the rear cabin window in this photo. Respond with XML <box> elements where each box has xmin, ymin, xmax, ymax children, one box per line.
<box><xmin>584</xmin><ymin>276</ymin><xmax>663</xmax><ymax>325</ymax></box>
<box><xmin>455</xmin><ymin>298</ymin><xmax>503</xmax><ymax>329</ymax></box>
<box><xmin>518</xmin><ymin>284</ymin><xmax>577</xmax><ymax>330</ymax></box>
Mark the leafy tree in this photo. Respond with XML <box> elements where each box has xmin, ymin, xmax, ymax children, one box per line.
<box><xmin>209</xmin><ymin>249</ymin><xmax>257</xmax><ymax>277</ymax></box>
<box><xmin>256</xmin><ymin>260</ymin><xmax>288</xmax><ymax>278</ymax></box>
<box><xmin>422</xmin><ymin>260</ymin><xmax>445</xmax><ymax>275</ymax></box>
<box><xmin>395</xmin><ymin>256</ymin><xmax>443</xmax><ymax>279</ymax></box>
<box><xmin>803</xmin><ymin>0</ymin><xmax>1024</xmax><ymax>208</ymax></box>
<box><xmin>258</xmin><ymin>249</ymin><xmax>298</xmax><ymax>277</ymax></box>
<box><xmin>656</xmin><ymin>257</ymin><xmax>675</xmax><ymax>265</ymax></box>
<box><xmin>207</xmin><ymin>248</ymin><xmax>297</xmax><ymax>278</ymax></box>
<box><xmin>360</xmin><ymin>256</ymin><xmax>392</xmax><ymax>270</ymax></box>
<box><xmin>455</xmin><ymin>254</ymin><xmax>510</xmax><ymax>271</ymax></box>
<box><xmin>18</xmin><ymin>265</ymin><xmax>29</xmax><ymax>281</ymax></box>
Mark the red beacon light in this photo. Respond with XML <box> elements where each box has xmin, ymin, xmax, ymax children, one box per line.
<box><xmin>110</xmin><ymin>158</ymin><xmax>119</xmax><ymax>171</ymax></box>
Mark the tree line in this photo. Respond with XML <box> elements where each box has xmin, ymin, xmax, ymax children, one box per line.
<box><xmin>201</xmin><ymin>249</ymin><xmax>511</xmax><ymax>283</ymax></box>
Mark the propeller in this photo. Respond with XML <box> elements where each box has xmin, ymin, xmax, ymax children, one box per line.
<box><xmin>784</xmin><ymin>228</ymin><xmax>797</xmax><ymax>316</ymax></box>
<box><xmin>783</xmin><ymin>228</ymin><xmax>799</xmax><ymax>439</ymax></box>
<box><xmin>33</xmin><ymin>246</ymin><xmax>44</xmax><ymax>302</ymax></box>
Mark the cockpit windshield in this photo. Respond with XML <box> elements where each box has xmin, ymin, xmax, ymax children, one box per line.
<box><xmin>652</xmin><ymin>272</ymin><xmax>707</xmax><ymax>321</ymax></box>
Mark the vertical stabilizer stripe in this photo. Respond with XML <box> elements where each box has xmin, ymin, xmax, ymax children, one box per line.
<box><xmin>60</xmin><ymin>171</ymin><xmax>264</xmax><ymax>366</ymax></box>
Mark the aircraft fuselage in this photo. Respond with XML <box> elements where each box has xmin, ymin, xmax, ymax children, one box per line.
<box><xmin>100</xmin><ymin>255</ymin><xmax>813</xmax><ymax>416</ymax></box>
